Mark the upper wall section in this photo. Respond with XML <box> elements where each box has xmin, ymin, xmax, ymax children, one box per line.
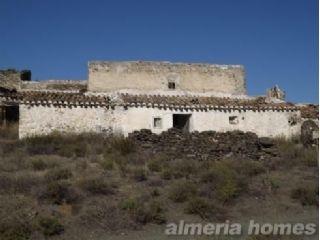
<box><xmin>0</xmin><ymin>70</ymin><xmax>28</xmax><ymax>91</ymax></box>
<box><xmin>21</xmin><ymin>80</ymin><xmax>87</xmax><ymax>92</ymax></box>
<box><xmin>0</xmin><ymin>69</ymin><xmax>31</xmax><ymax>91</ymax></box>
<box><xmin>88</xmin><ymin>61</ymin><xmax>246</xmax><ymax>95</ymax></box>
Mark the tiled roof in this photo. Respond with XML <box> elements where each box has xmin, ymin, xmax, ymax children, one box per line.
<box><xmin>0</xmin><ymin>91</ymin><xmax>113</xmax><ymax>107</ymax></box>
<box><xmin>300</xmin><ymin>105</ymin><xmax>318</xmax><ymax>119</ymax></box>
<box><xmin>120</xmin><ymin>94</ymin><xmax>298</xmax><ymax>111</ymax></box>
<box><xmin>0</xmin><ymin>91</ymin><xmax>301</xmax><ymax>111</ymax></box>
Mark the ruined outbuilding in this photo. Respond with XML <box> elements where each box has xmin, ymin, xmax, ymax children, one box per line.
<box><xmin>0</xmin><ymin>61</ymin><xmax>318</xmax><ymax>139</ymax></box>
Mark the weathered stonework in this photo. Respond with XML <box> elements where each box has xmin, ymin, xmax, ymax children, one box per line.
<box><xmin>21</xmin><ymin>80</ymin><xmax>87</xmax><ymax>92</ymax></box>
<box><xmin>19</xmin><ymin>104</ymin><xmax>301</xmax><ymax>139</ymax></box>
<box><xmin>19</xmin><ymin>105</ymin><xmax>119</xmax><ymax>138</ymax></box>
<box><xmin>88</xmin><ymin>61</ymin><xmax>246</xmax><ymax>95</ymax></box>
<box><xmin>0</xmin><ymin>69</ymin><xmax>22</xmax><ymax>90</ymax></box>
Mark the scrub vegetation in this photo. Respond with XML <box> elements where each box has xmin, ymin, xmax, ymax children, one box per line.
<box><xmin>0</xmin><ymin>125</ymin><xmax>318</xmax><ymax>240</ymax></box>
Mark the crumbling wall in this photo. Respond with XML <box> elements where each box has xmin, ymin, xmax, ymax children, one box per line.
<box><xmin>88</xmin><ymin>61</ymin><xmax>246</xmax><ymax>95</ymax></box>
<box><xmin>0</xmin><ymin>69</ymin><xmax>21</xmax><ymax>90</ymax></box>
<box><xmin>21</xmin><ymin>80</ymin><xmax>87</xmax><ymax>92</ymax></box>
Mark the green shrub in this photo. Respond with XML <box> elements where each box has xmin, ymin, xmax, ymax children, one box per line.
<box><xmin>276</xmin><ymin>138</ymin><xmax>300</xmax><ymax>160</ymax></box>
<box><xmin>0</xmin><ymin>195</ymin><xmax>36</xmax><ymax>240</ymax></box>
<box><xmin>120</xmin><ymin>197</ymin><xmax>166</xmax><ymax>225</ymax></box>
<box><xmin>147</xmin><ymin>158</ymin><xmax>162</xmax><ymax>172</ymax></box>
<box><xmin>28</xmin><ymin>156</ymin><xmax>60</xmax><ymax>171</ymax></box>
<box><xmin>73</xmin><ymin>143</ymin><xmax>88</xmax><ymax>157</ymax></box>
<box><xmin>23</xmin><ymin>133</ymin><xmax>106</xmax><ymax>157</ymax></box>
<box><xmin>169</xmin><ymin>180</ymin><xmax>197</xmax><ymax>203</ymax></box>
<box><xmin>111</xmin><ymin>137</ymin><xmax>136</xmax><ymax>155</ymax></box>
<box><xmin>45</xmin><ymin>168</ymin><xmax>72</xmax><ymax>182</ymax></box>
<box><xmin>171</xmin><ymin>159</ymin><xmax>196</xmax><ymax>179</ymax></box>
<box><xmin>79</xmin><ymin>199</ymin><xmax>136</xmax><ymax>231</ymax></box>
<box><xmin>301</xmin><ymin>148</ymin><xmax>318</xmax><ymax>167</ymax></box>
<box><xmin>201</xmin><ymin>161</ymin><xmax>241</xmax><ymax>202</ymax></box>
<box><xmin>30</xmin><ymin>158</ymin><xmax>47</xmax><ymax>171</ymax></box>
<box><xmin>291</xmin><ymin>186</ymin><xmax>318</xmax><ymax>206</ymax></box>
<box><xmin>268</xmin><ymin>176</ymin><xmax>281</xmax><ymax>192</ymax></box>
<box><xmin>0</xmin><ymin>172</ymin><xmax>40</xmax><ymax>194</ymax></box>
<box><xmin>185</xmin><ymin>197</ymin><xmax>212</xmax><ymax>219</ymax></box>
<box><xmin>132</xmin><ymin>167</ymin><xmax>148</xmax><ymax>182</ymax></box>
<box><xmin>232</xmin><ymin>160</ymin><xmax>266</xmax><ymax>177</ymax></box>
<box><xmin>185</xmin><ymin>196</ymin><xmax>226</xmax><ymax>220</ymax></box>
<box><xmin>119</xmin><ymin>198</ymin><xmax>138</xmax><ymax>211</ymax></box>
<box><xmin>132</xmin><ymin>200</ymin><xmax>166</xmax><ymax>225</ymax></box>
<box><xmin>39</xmin><ymin>181</ymin><xmax>79</xmax><ymax>204</ymax></box>
<box><xmin>151</xmin><ymin>188</ymin><xmax>160</xmax><ymax>197</ymax></box>
<box><xmin>161</xmin><ymin>167</ymin><xmax>173</xmax><ymax>180</ymax></box>
<box><xmin>80</xmin><ymin>177</ymin><xmax>116</xmax><ymax>195</ymax></box>
<box><xmin>113</xmin><ymin>154</ymin><xmax>129</xmax><ymax>176</ymax></box>
<box><xmin>38</xmin><ymin>217</ymin><xmax>64</xmax><ymax>236</ymax></box>
<box><xmin>100</xmin><ymin>155</ymin><xmax>114</xmax><ymax>170</ymax></box>
<box><xmin>143</xmin><ymin>200</ymin><xmax>166</xmax><ymax>224</ymax></box>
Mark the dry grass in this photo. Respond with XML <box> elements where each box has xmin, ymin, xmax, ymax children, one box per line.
<box><xmin>0</xmin><ymin>129</ymin><xmax>317</xmax><ymax>239</ymax></box>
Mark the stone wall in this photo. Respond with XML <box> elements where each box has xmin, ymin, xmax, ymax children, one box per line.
<box><xmin>129</xmin><ymin>129</ymin><xmax>278</xmax><ymax>161</ymax></box>
<box><xmin>19</xmin><ymin>104</ymin><xmax>301</xmax><ymax>139</ymax></box>
<box><xmin>21</xmin><ymin>80</ymin><xmax>87</xmax><ymax>92</ymax></box>
<box><xmin>19</xmin><ymin>105</ymin><xmax>121</xmax><ymax>138</ymax></box>
<box><xmin>88</xmin><ymin>61</ymin><xmax>246</xmax><ymax>95</ymax></box>
<box><xmin>0</xmin><ymin>69</ymin><xmax>21</xmax><ymax>90</ymax></box>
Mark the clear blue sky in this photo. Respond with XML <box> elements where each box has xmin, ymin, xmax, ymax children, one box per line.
<box><xmin>0</xmin><ymin>0</ymin><xmax>318</xmax><ymax>103</ymax></box>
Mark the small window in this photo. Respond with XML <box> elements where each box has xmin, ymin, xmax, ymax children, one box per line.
<box><xmin>288</xmin><ymin>115</ymin><xmax>298</xmax><ymax>126</ymax></box>
<box><xmin>168</xmin><ymin>82</ymin><xmax>176</xmax><ymax>90</ymax></box>
<box><xmin>229</xmin><ymin>116</ymin><xmax>239</xmax><ymax>125</ymax></box>
<box><xmin>153</xmin><ymin>117</ymin><xmax>162</xmax><ymax>128</ymax></box>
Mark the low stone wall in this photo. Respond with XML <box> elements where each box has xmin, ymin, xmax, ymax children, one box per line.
<box><xmin>129</xmin><ymin>128</ymin><xmax>278</xmax><ymax>160</ymax></box>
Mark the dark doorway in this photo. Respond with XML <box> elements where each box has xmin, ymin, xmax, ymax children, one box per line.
<box><xmin>1</xmin><ymin>106</ymin><xmax>19</xmax><ymax>126</ymax></box>
<box><xmin>173</xmin><ymin>114</ymin><xmax>191</xmax><ymax>132</ymax></box>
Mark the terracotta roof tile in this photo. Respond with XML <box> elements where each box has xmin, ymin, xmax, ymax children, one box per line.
<box><xmin>0</xmin><ymin>91</ymin><xmax>300</xmax><ymax>111</ymax></box>
<box><xmin>299</xmin><ymin>105</ymin><xmax>319</xmax><ymax>119</ymax></box>
<box><xmin>0</xmin><ymin>91</ymin><xmax>112</xmax><ymax>107</ymax></box>
<box><xmin>119</xmin><ymin>94</ymin><xmax>298</xmax><ymax>111</ymax></box>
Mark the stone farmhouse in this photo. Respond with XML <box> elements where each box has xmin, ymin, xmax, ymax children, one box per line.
<box><xmin>0</xmin><ymin>61</ymin><xmax>318</xmax><ymax>139</ymax></box>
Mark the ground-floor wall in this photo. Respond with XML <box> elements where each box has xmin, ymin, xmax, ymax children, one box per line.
<box><xmin>121</xmin><ymin>107</ymin><xmax>301</xmax><ymax>138</ymax></box>
<box><xmin>19</xmin><ymin>105</ymin><xmax>122</xmax><ymax>138</ymax></box>
<box><xmin>19</xmin><ymin>105</ymin><xmax>301</xmax><ymax>138</ymax></box>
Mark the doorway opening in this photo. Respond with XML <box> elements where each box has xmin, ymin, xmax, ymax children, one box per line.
<box><xmin>173</xmin><ymin>114</ymin><xmax>191</xmax><ymax>132</ymax></box>
<box><xmin>0</xmin><ymin>106</ymin><xmax>19</xmax><ymax>126</ymax></box>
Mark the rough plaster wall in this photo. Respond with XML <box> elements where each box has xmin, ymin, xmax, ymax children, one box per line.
<box><xmin>88</xmin><ymin>61</ymin><xmax>246</xmax><ymax>95</ymax></box>
<box><xmin>19</xmin><ymin>105</ymin><xmax>120</xmax><ymax>138</ymax></box>
<box><xmin>121</xmin><ymin>107</ymin><xmax>301</xmax><ymax>138</ymax></box>
<box><xmin>19</xmin><ymin>105</ymin><xmax>301</xmax><ymax>139</ymax></box>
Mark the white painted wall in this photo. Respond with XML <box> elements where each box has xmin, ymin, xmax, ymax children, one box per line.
<box><xmin>19</xmin><ymin>105</ymin><xmax>301</xmax><ymax>139</ymax></box>
<box><xmin>121</xmin><ymin>107</ymin><xmax>301</xmax><ymax>138</ymax></box>
<box><xmin>19</xmin><ymin>105</ymin><xmax>120</xmax><ymax>138</ymax></box>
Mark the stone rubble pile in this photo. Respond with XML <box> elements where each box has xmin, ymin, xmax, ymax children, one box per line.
<box><xmin>129</xmin><ymin>128</ymin><xmax>278</xmax><ymax>160</ymax></box>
